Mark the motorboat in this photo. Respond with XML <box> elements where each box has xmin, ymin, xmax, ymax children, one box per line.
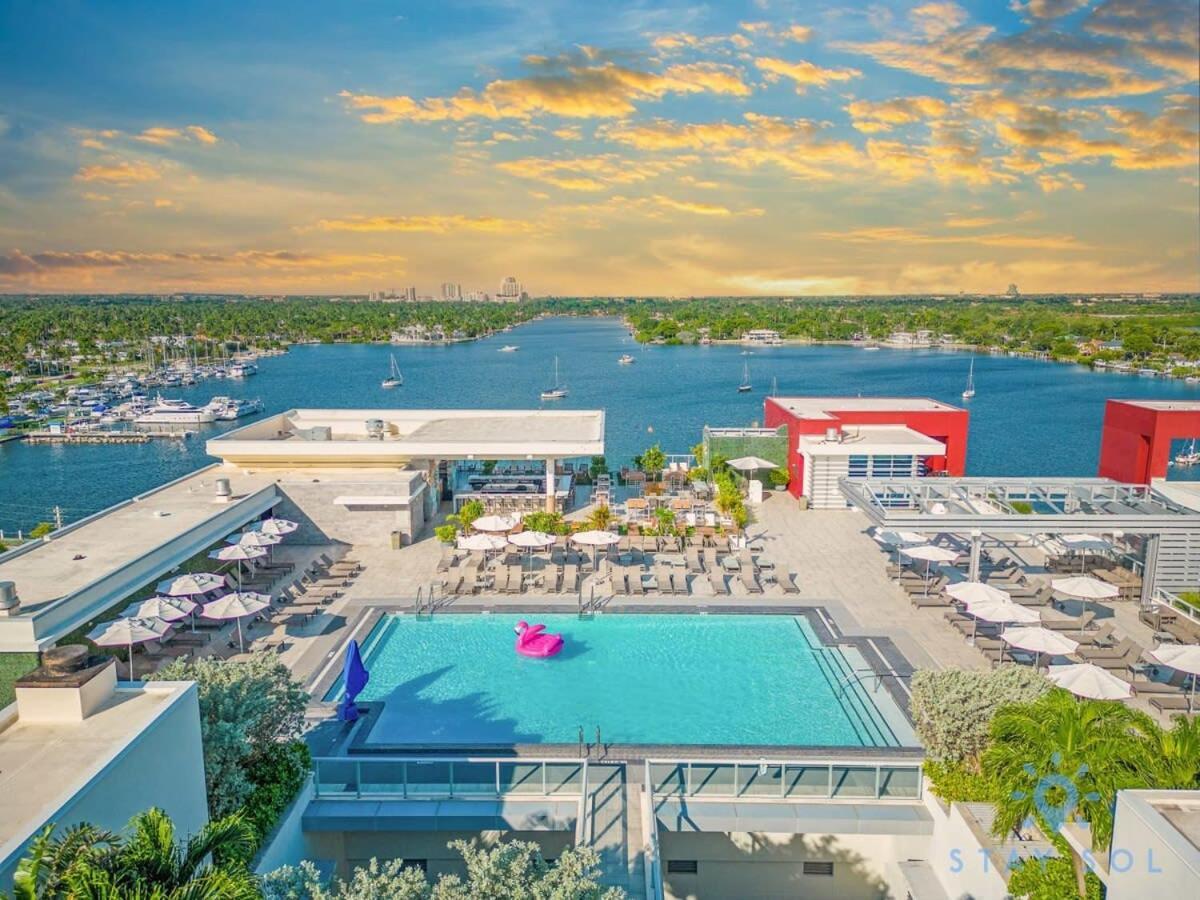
<box><xmin>205</xmin><ymin>396</ymin><xmax>264</xmax><ymax>420</ymax></box>
<box><xmin>618</xmin><ymin>354</ymin><xmax>635</xmax><ymax>365</ymax></box>
<box><xmin>135</xmin><ymin>396</ymin><xmax>216</xmax><ymax>425</ymax></box>
<box><xmin>540</xmin><ymin>356</ymin><xmax>568</xmax><ymax>400</ymax></box>
<box><xmin>499</xmin><ymin>345</ymin><xmax>519</xmax><ymax>352</ymax></box>
<box><xmin>382</xmin><ymin>354</ymin><xmax>403</xmax><ymax>389</ymax></box>
<box><xmin>227</xmin><ymin>362</ymin><xmax>258</xmax><ymax>378</ymax></box>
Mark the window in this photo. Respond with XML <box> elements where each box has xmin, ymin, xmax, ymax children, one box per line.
<box><xmin>667</xmin><ymin>860</ymin><xmax>699</xmax><ymax>875</ymax></box>
<box><xmin>803</xmin><ymin>861</ymin><xmax>834</xmax><ymax>876</ymax></box>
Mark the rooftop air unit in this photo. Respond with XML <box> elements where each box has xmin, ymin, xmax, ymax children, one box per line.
<box><xmin>824</xmin><ymin>426</ymin><xmax>842</xmax><ymax>443</ymax></box>
<box><xmin>0</xmin><ymin>580</ymin><xmax>19</xmax><ymax>617</ymax></box>
<box><xmin>365</xmin><ymin>419</ymin><xmax>385</xmax><ymax>440</ymax></box>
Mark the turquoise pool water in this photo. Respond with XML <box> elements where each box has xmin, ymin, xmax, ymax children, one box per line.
<box><xmin>329</xmin><ymin>614</ymin><xmax>915</xmax><ymax>748</ymax></box>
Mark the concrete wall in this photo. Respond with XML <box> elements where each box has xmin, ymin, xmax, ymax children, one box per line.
<box><xmin>1108</xmin><ymin>791</ymin><xmax>1200</xmax><ymax>899</ymax></box>
<box><xmin>922</xmin><ymin>797</ymin><xmax>1011</xmax><ymax>900</ymax></box>
<box><xmin>0</xmin><ymin>683</ymin><xmax>209</xmax><ymax>889</ymax></box>
<box><xmin>273</xmin><ymin>474</ymin><xmax>429</xmax><ymax>548</ymax></box>
<box><xmin>658</xmin><ymin>831</ymin><xmax>928</xmax><ymax>900</ymax></box>
<box><xmin>304</xmin><ymin>828</ymin><xmax>573</xmax><ymax>883</ymax></box>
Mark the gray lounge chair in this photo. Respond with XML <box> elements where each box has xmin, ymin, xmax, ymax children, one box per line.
<box><xmin>629</xmin><ymin>571</ymin><xmax>645</xmax><ymax>595</ymax></box>
<box><xmin>1041</xmin><ymin>610</ymin><xmax>1096</xmax><ymax>632</ymax></box>
<box><xmin>739</xmin><ymin>567</ymin><xmax>762</xmax><ymax>594</ymax></box>
<box><xmin>686</xmin><ymin>547</ymin><xmax>704</xmax><ymax>573</ymax></box>
<box><xmin>776</xmin><ymin>568</ymin><xmax>800</xmax><ymax>594</ymax></box>
<box><xmin>708</xmin><ymin>569</ymin><xmax>729</xmax><ymax>595</ymax></box>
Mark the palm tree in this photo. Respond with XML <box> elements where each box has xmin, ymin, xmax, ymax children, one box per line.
<box><xmin>6</xmin><ymin>824</ymin><xmax>117</xmax><ymax>900</ymax></box>
<box><xmin>1137</xmin><ymin>712</ymin><xmax>1200</xmax><ymax>789</ymax></box>
<box><xmin>983</xmin><ymin>690</ymin><xmax>1150</xmax><ymax>898</ymax></box>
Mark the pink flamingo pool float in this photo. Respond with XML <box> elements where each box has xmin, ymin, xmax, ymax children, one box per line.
<box><xmin>514</xmin><ymin>621</ymin><xmax>564</xmax><ymax>658</ymax></box>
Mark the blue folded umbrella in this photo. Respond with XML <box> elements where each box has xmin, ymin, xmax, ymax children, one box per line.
<box><xmin>337</xmin><ymin>639</ymin><xmax>370</xmax><ymax>722</ymax></box>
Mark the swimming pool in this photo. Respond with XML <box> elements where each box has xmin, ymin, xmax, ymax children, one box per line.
<box><xmin>329</xmin><ymin>613</ymin><xmax>916</xmax><ymax>748</ymax></box>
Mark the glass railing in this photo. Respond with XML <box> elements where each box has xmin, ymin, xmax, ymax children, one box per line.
<box><xmin>647</xmin><ymin>759</ymin><xmax>921</xmax><ymax>801</ymax></box>
<box><xmin>312</xmin><ymin>757</ymin><xmax>587</xmax><ymax>800</ymax></box>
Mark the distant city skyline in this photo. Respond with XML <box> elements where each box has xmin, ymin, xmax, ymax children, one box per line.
<box><xmin>0</xmin><ymin>1</ymin><xmax>1196</xmax><ymax>295</ymax></box>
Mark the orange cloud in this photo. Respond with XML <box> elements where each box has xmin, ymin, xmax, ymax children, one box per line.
<box><xmin>74</xmin><ymin>160</ymin><xmax>161</xmax><ymax>184</ymax></box>
<box><xmin>819</xmin><ymin>225</ymin><xmax>1089</xmax><ymax>250</ymax></box>
<box><xmin>755</xmin><ymin>57</ymin><xmax>862</xmax><ymax>92</ymax></box>
<box><xmin>313</xmin><ymin>214</ymin><xmax>536</xmax><ymax>233</ymax></box>
<box><xmin>845</xmin><ymin>96</ymin><xmax>949</xmax><ymax>132</ymax></box>
<box><xmin>495</xmin><ymin>154</ymin><xmax>689</xmax><ymax>191</ymax></box>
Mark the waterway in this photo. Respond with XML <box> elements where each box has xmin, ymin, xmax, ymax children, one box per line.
<box><xmin>1</xmin><ymin>316</ymin><xmax>1196</xmax><ymax>532</ymax></box>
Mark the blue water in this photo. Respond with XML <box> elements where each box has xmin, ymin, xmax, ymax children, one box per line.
<box><xmin>2</xmin><ymin>315</ymin><xmax>1198</xmax><ymax>531</ymax></box>
<box><xmin>332</xmin><ymin>613</ymin><xmax>905</xmax><ymax>747</ymax></box>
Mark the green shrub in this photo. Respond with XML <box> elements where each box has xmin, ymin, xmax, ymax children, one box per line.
<box><xmin>1010</xmin><ymin>500</ymin><xmax>1034</xmax><ymax>514</ymax></box>
<box><xmin>1007</xmin><ymin>857</ymin><xmax>1103</xmax><ymax>900</ymax></box>
<box><xmin>237</xmin><ymin>740</ymin><xmax>311</xmax><ymax>855</ymax></box>
<box><xmin>910</xmin><ymin>667</ymin><xmax>1051</xmax><ymax>765</ymax></box>
<box><xmin>29</xmin><ymin>521</ymin><xmax>55</xmax><ymax>539</ymax></box>
<box><xmin>523</xmin><ymin>511</ymin><xmax>568</xmax><ymax>535</ymax></box>
<box><xmin>924</xmin><ymin>759</ymin><xmax>1000</xmax><ymax>803</ymax></box>
<box><xmin>434</xmin><ymin>524</ymin><xmax>458</xmax><ymax>544</ymax></box>
<box><xmin>767</xmin><ymin>467</ymin><xmax>790</xmax><ymax>488</ymax></box>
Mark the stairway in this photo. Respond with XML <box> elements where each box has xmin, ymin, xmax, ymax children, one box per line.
<box><xmin>581</xmin><ymin>762</ymin><xmax>648</xmax><ymax>898</ymax></box>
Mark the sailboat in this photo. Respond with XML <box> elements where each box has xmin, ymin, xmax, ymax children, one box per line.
<box><xmin>737</xmin><ymin>362</ymin><xmax>752</xmax><ymax>393</ymax></box>
<box><xmin>1175</xmin><ymin>439</ymin><xmax>1200</xmax><ymax>467</ymax></box>
<box><xmin>381</xmin><ymin>354</ymin><xmax>403</xmax><ymax>389</ymax></box>
<box><xmin>961</xmin><ymin>359</ymin><xmax>976</xmax><ymax>399</ymax></box>
<box><xmin>540</xmin><ymin>356</ymin><xmax>568</xmax><ymax>400</ymax></box>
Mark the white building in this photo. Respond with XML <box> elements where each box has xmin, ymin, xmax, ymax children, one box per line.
<box><xmin>466</xmin><ymin>290</ymin><xmax>489</xmax><ymax>302</ymax></box>
<box><xmin>798</xmin><ymin>426</ymin><xmax>947</xmax><ymax>509</ymax></box>
<box><xmin>0</xmin><ymin>653</ymin><xmax>208</xmax><ymax>888</ymax></box>
<box><xmin>1103</xmin><ymin>790</ymin><xmax>1200</xmax><ymax>898</ymax></box>
<box><xmin>440</xmin><ymin>283</ymin><xmax>462</xmax><ymax>301</ymax></box>
<box><xmin>498</xmin><ymin>276</ymin><xmax>522</xmax><ymax>300</ymax></box>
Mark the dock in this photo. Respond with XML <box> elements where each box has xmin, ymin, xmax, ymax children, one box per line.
<box><xmin>22</xmin><ymin>430</ymin><xmax>192</xmax><ymax>445</ymax></box>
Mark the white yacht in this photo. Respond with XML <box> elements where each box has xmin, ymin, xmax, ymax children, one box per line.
<box><xmin>499</xmin><ymin>345</ymin><xmax>519</xmax><ymax>353</ymax></box>
<box><xmin>205</xmin><ymin>397</ymin><xmax>264</xmax><ymax>420</ymax></box>
<box><xmin>540</xmin><ymin>356</ymin><xmax>568</xmax><ymax>400</ymax></box>
<box><xmin>227</xmin><ymin>362</ymin><xmax>257</xmax><ymax>378</ymax></box>
<box><xmin>135</xmin><ymin>397</ymin><xmax>216</xmax><ymax>425</ymax></box>
<box><xmin>382</xmin><ymin>354</ymin><xmax>403</xmax><ymax>389</ymax></box>
<box><xmin>618</xmin><ymin>354</ymin><xmax>635</xmax><ymax>365</ymax></box>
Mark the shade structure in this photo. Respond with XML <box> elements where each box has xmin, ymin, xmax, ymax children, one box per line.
<box><xmin>472</xmin><ymin>514</ymin><xmax>518</xmax><ymax>533</ymax></box>
<box><xmin>1047</xmin><ymin>663</ymin><xmax>1133</xmax><ymax>700</ymax></box>
<box><xmin>1148</xmin><ymin>643</ymin><xmax>1200</xmax><ymax>712</ymax></box>
<box><xmin>962</xmin><ymin>597</ymin><xmax>1038</xmax><ymax>643</ymax></box>
<box><xmin>902</xmin><ymin>544</ymin><xmax>959</xmax><ymax>596</ymax></box>
<box><xmin>726</xmin><ymin>456</ymin><xmax>779</xmax><ymax>473</ymax></box>
<box><xmin>156</xmin><ymin>572</ymin><xmax>224</xmax><ymax>597</ymax></box>
<box><xmin>209</xmin><ymin>542</ymin><xmax>268</xmax><ymax>591</ymax></box>
<box><xmin>338</xmin><ymin>638</ymin><xmax>370</xmax><ymax>723</ymax></box>
<box><xmin>202</xmin><ymin>591</ymin><xmax>271</xmax><ymax>652</ymax></box>
<box><xmin>874</xmin><ymin>529</ymin><xmax>928</xmax><ymax>548</ymax></box>
<box><xmin>1002</xmin><ymin>626</ymin><xmax>1080</xmax><ymax>668</ymax></box>
<box><xmin>228</xmin><ymin>531</ymin><xmax>282</xmax><ymax>549</ymax></box>
<box><xmin>245</xmin><ymin>517</ymin><xmax>299</xmax><ymax>537</ymax></box>
<box><xmin>457</xmin><ymin>533</ymin><xmax>508</xmax><ymax>552</ymax></box>
<box><xmin>572</xmin><ymin>529</ymin><xmax>620</xmax><ymax>571</ymax></box>
<box><xmin>946</xmin><ymin>581</ymin><xmax>1012</xmax><ymax>605</ymax></box>
<box><xmin>120</xmin><ymin>595</ymin><xmax>196</xmax><ymax>623</ymax></box>
<box><xmin>1051</xmin><ymin>575</ymin><xmax>1120</xmax><ymax>601</ymax></box>
<box><xmin>508</xmin><ymin>530</ymin><xmax>556</xmax><ymax>550</ymax></box>
<box><xmin>1060</xmin><ymin>534</ymin><xmax>1113</xmax><ymax>552</ymax></box>
<box><xmin>87</xmin><ymin>616</ymin><xmax>170</xmax><ymax>679</ymax></box>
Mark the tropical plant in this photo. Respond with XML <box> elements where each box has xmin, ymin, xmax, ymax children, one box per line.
<box><xmin>910</xmin><ymin>667</ymin><xmax>1051</xmax><ymax>766</ymax></box>
<box><xmin>434</xmin><ymin>524</ymin><xmax>458</xmax><ymax>544</ymax></box>
<box><xmin>638</xmin><ymin>444</ymin><xmax>665</xmax><ymax>479</ymax></box>
<box><xmin>1007</xmin><ymin>857</ymin><xmax>1104</xmax><ymax>900</ymax></box>
<box><xmin>767</xmin><ymin>467</ymin><xmax>790</xmax><ymax>489</ymax></box>
<box><xmin>1136</xmin><ymin>711</ymin><xmax>1200</xmax><ymax>789</ymax></box>
<box><xmin>447</xmin><ymin>499</ymin><xmax>484</xmax><ymax>533</ymax></box>
<box><xmin>264</xmin><ymin>840</ymin><xmax>624</xmax><ymax>900</ymax></box>
<box><xmin>522</xmin><ymin>510</ymin><xmax>568</xmax><ymax>535</ymax></box>
<box><xmin>28</xmin><ymin>522</ymin><xmax>54</xmax><ymax>539</ymax></box>
<box><xmin>239</xmin><ymin>741</ymin><xmax>312</xmax><ymax>851</ymax></box>
<box><xmin>984</xmin><ymin>690</ymin><xmax>1151</xmax><ymax>897</ymax></box>
<box><xmin>150</xmin><ymin>654</ymin><xmax>308</xmax><ymax>818</ymax></box>
<box><xmin>3</xmin><ymin>809</ymin><xmax>258</xmax><ymax>900</ymax></box>
<box><xmin>588</xmin><ymin>504</ymin><xmax>614</xmax><ymax>531</ymax></box>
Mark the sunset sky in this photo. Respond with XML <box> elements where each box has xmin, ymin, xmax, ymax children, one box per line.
<box><xmin>0</xmin><ymin>0</ymin><xmax>1197</xmax><ymax>296</ymax></box>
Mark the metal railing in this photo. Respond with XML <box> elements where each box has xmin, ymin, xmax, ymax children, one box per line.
<box><xmin>1154</xmin><ymin>588</ymin><xmax>1200</xmax><ymax>624</ymax></box>
<box><xmin>645</xmin><ymin>758</ymin><xmax>922</xmax><ymax>802</ymax></box>
<box><xmin>312</xmin><ymin>756</ymin><xmax>588</xmax><ymax>800</ymax></box>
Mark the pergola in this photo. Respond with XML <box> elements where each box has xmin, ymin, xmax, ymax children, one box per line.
<box><xmin>839</xmin><ymin>476</ymin><xmax>1200</xmax><ymax>600</ymax></box>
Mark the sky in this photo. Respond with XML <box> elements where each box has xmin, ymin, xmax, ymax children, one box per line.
<box><xmin>0</xmin><ymin>0</ymin><xmax>1197</xmax><ymax>296</ymax></box>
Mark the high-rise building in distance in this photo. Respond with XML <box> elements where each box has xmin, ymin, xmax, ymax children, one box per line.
<box><xmin>403</xmin><ymin>286</ymin><xmax>417</xmax><ymax>302</ymax></box>
<box><xmin>441</xmin><ymin>282</ymin><xmax>462</xmax><ymax>301</ymax></box>
<box><xmin>498</xmin><ymin>276</ymin><xmax>522</xmax><ymax>301</ymax></box>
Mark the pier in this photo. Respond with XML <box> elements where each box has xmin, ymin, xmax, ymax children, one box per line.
<box><xmin>22</xmin><ymin>430</ymin><xmax>192</xmax><ymax>445</ymax></box>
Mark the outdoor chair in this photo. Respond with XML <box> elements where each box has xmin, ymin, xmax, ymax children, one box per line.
<box><xmin>1041</xmin><ymin>610</ymin><xmax>1096</xmax><ymax>631</ymax></box>
<box><xmin>739</xmin><ymin>567</ymin><xmax>762</xmax><ymax>594</ymax></box>
<box><xmin>708</xmin><ymin>569</ymin><xmax>729</xmax><ymax>595</ymax></box>
<box><xmin>1078</xmin><ymin>637</ymin><xmax>1136</xmax><ymax>660</ymax></box>
<box><xmin>629</xmin><ymin>571</ymin><xmax>645</xmax><ymax>595</ymax></box>
<box><xmin>1090</xmin><ymin>645</ymin><xmax>1144</xmax><ymax>674</ymax></box>
<box><xmin>562</xmin><ymin>564</ymin><xmax>579</xmax><ymax>594</ymax></box>
<box><xmin>686</xmin><ymin>547</ymin><xmax>704</xmax><ymax>573</ymax></box>
<box><xmin>1130</xmin><ymin>670</ymin><xmax>1190</xmax><ymax>695</ymax></box>
<box><xmin>775</xmin><ymin>568</ymin><xmax>800</xmax><ymax>594</ymax></box>
<box><xmin>722</xmin><ymin>555</ymin><xmax>740</xmax><ymax>573</ymax></box>
<box><xmin>911</xmin><ymin>593</ymin><xmax>950</xmax><ymax>608</ymax></box>
<box><xmin>703</xmin><ymin>547</ymin><xmax>719</xmax><ymax>571</ymax></box>
<box><xmin>670</xmin><ymin>572</ymin><xmax>688</xmax><ymax>595</ymax></box>
<box><xmin>1150</xmin><ymin>694</ymin><xmax>1199</xmax><ymax>713</ymax></box>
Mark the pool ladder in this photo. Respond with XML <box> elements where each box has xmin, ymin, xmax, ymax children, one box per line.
<box><xmin>578</xmin><ymin>582</ymin><xmax>596</xmax><ymax>619</ymax></box>
<box><xmin>414</xmin><ymin>583</ymin><xmax>438</xmax><ymax>620</ymax></box>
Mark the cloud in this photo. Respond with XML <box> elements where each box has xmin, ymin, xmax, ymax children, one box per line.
<box><xmin>1037</xmin><ymin>171</ymin><xmax>1086</xmax><ymax>191</ymax></box>
<box><xmin>341</xmin><ymin>58</ymin><xmax>750</xmax><ymax>123</ymax></box>
<box><xmin>313</xmin><ymin>214</ymin><xmax>536</xmax><ymax>233</ymax></box>
<box><xmin>555</xmin><ymin>193</ymin><xmax>763</xmax><ymax>219</ymax></box>
<box><xmin>0</xmin><ymin>248</ymin><xmax>406</xmax><ymax>278</ymax></box>
<box><xmin>553</xmin><ymin>125</ymin><xmax>583</xmax><ymax>140</ymax></box>
<box><xmin>495</xmin><ymin>154</ymin><xmax>689</xmax><ymax>191</ymax></box>
<box><xmin>818</xmin><ymin>225</ymin><xmax>1089</xmax><ymax>250</ymax></box>
<box><xmin>134</xmin><ymin>125</ymin><xmax>219</xmax><ymax>146</ymax></box>
<box><xmin>74</xmin><ymin>160</ymin><xmax>161</xmax><ymax>184</ymax></box>
<box><xmin>1010</xmin><ymin>0</ymin><xmax>1092</xmax><ymax>20</ymax></box>
<box><xmin>186</xmin><ymin>125</ymin><xmax>219</xmax><ymax>145</ymax></box>
<box><xmin>845</xmin><ymin>96</ymin><xmax>949</xmax><ymax>132</ymax></box>
<box><xmin>755</xmin><ymin>57</ymin><xmax>862</xmax><ymax>92</ymax></box>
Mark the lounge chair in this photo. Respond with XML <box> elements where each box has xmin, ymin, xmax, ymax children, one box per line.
<box><xmin>776</xmin><ymin>568</ymin><xmax>800</xmax><ymax>595</ymax></box>
<box><xmin>1078</xmin><ymin>637</ymin><xmax>1136</xmax><ymax>660</ymax></box>
<box><xmin>629</xmin><ymin>571</ymin><xmax>645</xmax><ymax>595</ymax></box>
<box><xmin>911</xmin><ymin>594</ymin><xmax>949</xmax><ymax>608</ymax></box>
<box><xmin>1130</xmin><ymin>671</ymin><xmax>1190</xmax><ymax>695</ymax></box>
<box><xmin>708</xmin><ymin>569</ymin><xmax>729</xmax><ymax>595</ymax></box>
<box><xmin>503</xmin><ymin>566</ymin><xmax>523</xmax><ymax>594</ymax></box>
<box><xmin>1150</xmin><ymin>694</ymin><xmax>1199</xmax><ymax>713</ymax></box>
<box><xmin>686</xmin><ymin>547</ymin><xmax>704</xmax><ymax>573</ymax></box>
<box><xmin>1041</xmin><ymin>610</ymin><xmax>1096</xmax><ymax>632</ymax></box>
<box><xmin>736</xmin><ymin>549</ymin><xmax>756</xmax><ymax>572</ymax></box>
<box><xmin>1088</xmin><ymin>645</ymin><xmax>1143</xmax><ymax>673</ymax></box>
<box><xmin>670</xmin><ymin>572</ymin><xmax>689</xmax><ymax>595</ymax></box>
<box><xmin>561</xmin><ymin>564</ymin><xmax>579</xmax><ymax>594</ymax></box>
<box><xmin>739</xmin><ymin>567</ymin><xmax>762</xmax><ymax>594</ymax></box>
<box><xmin>703</xmin><ymin>548</ymin><xmax>720</xmax><ymax>571</ymax></box>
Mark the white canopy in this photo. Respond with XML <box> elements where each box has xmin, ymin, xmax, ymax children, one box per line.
<box><xmin>726</xmin><ymin>456</ymin><xmax>779</xmax><ymax>473</ymax></box>
<box><xmin>1148</xmin><ymin>643</ymin><xmax>1200</xmax><ymax>676</ymax></box>
<box><xmin>873</xmin><ymin>529</ymin><xmax>928</xmax><ymax>547</ymax></box>
<box><xmin>87</xmin><ymin>616</ymin><xmax>171</xmax><ymax>679</ymax></box>
<box><xmin>1051</xmin><ymin>575</ymin><xmax>1120</xmax><ymax>601</ymax></box>
<box><xmin>967</xmin><ymin>599</ymin><xmax>1040</xmax><ymax>625</ymax></box>
<box><xmin>1003</xmin><ymin>626</ymin><xmax>1080</xmax><ymax>658</ymax></box>
<box><xmin>1060</xmin><ymin>534</ymin><xmax>1113</xmax><ymax>552</ymax></box>
<box><xmin>946</xmin><ymin>581</ymin><xmax>1012</xmax><ymax>606</ymax></box>
<box><xmin>457</xmin><ymin>533</ymin><xmax>508</xmax><ymax>552</ymax></box>
<box><xmin>472</xmin><ymin>514</ymin><xmax>518</xmax><ymax>533</ymax></box>
<box><xmin>228</xmin><ymin>531</ymin><xmax>282</xmax><ymax>549</ymax></box>
<box><xmin>1047</xmin><ymin>663</ymin><xmax>1133</xmax><ymax>700</ymax></box>
<box><xmin>571</xmin><ymin>530</ymin><xmax>621</xmax><ymax>547</ymax></box>
<box><xmin>156</xmin><ymin>572</ymin><xmax>225</xmax><ymax>597</ymax></box>
<box><xmin>902</xmin><ymin>545</ymin><xmax>959</xmax><ymax>563</ymax></box>
<box><xmin>244</xmin><ymin>518</ymin><xmax>299</xmax><ymax>537</ymax></box>
<box><xmin>202</xmin><ymin>591</ymin><xmax>272</xmax><ymax>652</ymax></box>
<box><xmin>120</xmin><ymin>595</ymin><xmax>196</xmax><ymax>623</ymax></box>
<box><xmin>210</xmin><ymin>543</ymin><xmax>267</xmax><ymax>562</ymax></box>
<box><xmin>509</xmin><ymin>531</ymin><xmax>556</xmax><ymax>549</ymax></box>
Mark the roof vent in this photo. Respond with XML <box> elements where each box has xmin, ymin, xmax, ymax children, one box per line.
<box><xmin>366</xmin><ymin>419</ymin><xmax>385</xmax><ymax>440</ymax></box>
<box><xmin>214</xmin><ymin>478</ymin><xmax>232</xmax><ymax>503</ymax></box>
<box><xmin>0</xmin><ymin>580</ymin><xmax>19</xmax><ymax>617</ymax></box>
<box><xmin>824</xmin><ymin>426</ymin><xmax>842</xmax><ymax>443</ymax></box>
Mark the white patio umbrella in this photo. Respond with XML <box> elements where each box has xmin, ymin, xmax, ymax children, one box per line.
<box><xmin>157</xmin><ymin>572</ymin><xmax>225</xmax><ymax>597</ymax></box>
<box><xmin>1147</xmin><ymin>644</ymin><xmax>1200</xmax><ymax>712</ymax></box>
<box><xmin>87</xmin><ymin>616</ymin><xmax>170</xmax><ymax>679</ymax></box>
<box><xmin>726</xmin><ymin>456</ymin><xmax>779</xmax><ymax>479</ymax></box>
<box><xmin>1002</xmin><ymin>626</ymin><xmax>1080</xmax><ymax>669</ymax></box>
<box><xmin>873</xmin><ymin>529</ymin><xmax>928</xmax><ymax>547</ymax></box>
<box><xmin>946</xmin><ymin>581</ymin><xmax>1012</xmax><ymax>606</ymax></box>
<box><xmin>472</xmin><ymin>514</ymin><xmax>518</xmax><ymax>533</ymax></box>
<box><xmin>572</xmin><ymin>529</ymin><xmax>621</xmax><ymax>570</ymax></box>
<box><xmin>457</xmin><ymin>533</ymin><xmax>508</xmax><ymax>552</ymax></box>
<box><xmin>120</xmin><ymin>595</ymin><xmax>197</xmax><ymax>631</ymax></box>
<box><xmin>508</xmin><ymin>530</ymin><xmax>557</xmax><ymax>575</ymax></box>
<box><xmin>209</xmin><ymin>542</ymin><xmax>267</xmax><ymax>590</ymax></box>
<box><xmin>227</xmin><ymin>531</ymin><xmax>282</xmax><ymax>549</ymax></box>
<box><xmin>1060</xmin><ymin>534</ymin><xmax>1113</xmax><ymax>573</ymax></box>
<box><xmin>1051</xmin><ymin>575</ymin><xmax>1119</xmax><ymax>601</ymax></box>
<box><xmin>244</xmin><ymin>517</ymin><xmax>299</xmax><ymax>537</ymax></box>
<box><xmin>902</xmin><ymin>545</ymin><xmax>959</xmax><ymax>595</ymax></box>
<box><xmin>962</xmin><ymin>597</ymin><xmax>1039</xmax><ymax>642</ymax></box>
<box><xmin>1047</xmin><ymin>663</ymin><xmax>1133</xmax><ymax>700</ymax></box>
<box><xmin>202</xmin><ymin>591</ymin><xmax>272</xmax><ymax>653</ymax></box>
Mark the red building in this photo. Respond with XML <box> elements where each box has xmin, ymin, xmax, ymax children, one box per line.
<box><xmin>1098</xmin><ymin>400</ymin><xmax>1200</xmax><ymax>485</ymax></box>
<box><xmin>763</xmin><ymin>397</ymin><xmax>970</xmax><ymax>507</ymax></box>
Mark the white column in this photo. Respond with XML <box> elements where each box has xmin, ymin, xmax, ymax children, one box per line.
<box><xmin>545</xmin><ymin>457</ymin><xmax>556</xmax><ymax>513</ymax></box>
<box><xmin>969</xmin><ymin>529</ymin><xmax>982</xmax><ymax>582</ymax></box>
